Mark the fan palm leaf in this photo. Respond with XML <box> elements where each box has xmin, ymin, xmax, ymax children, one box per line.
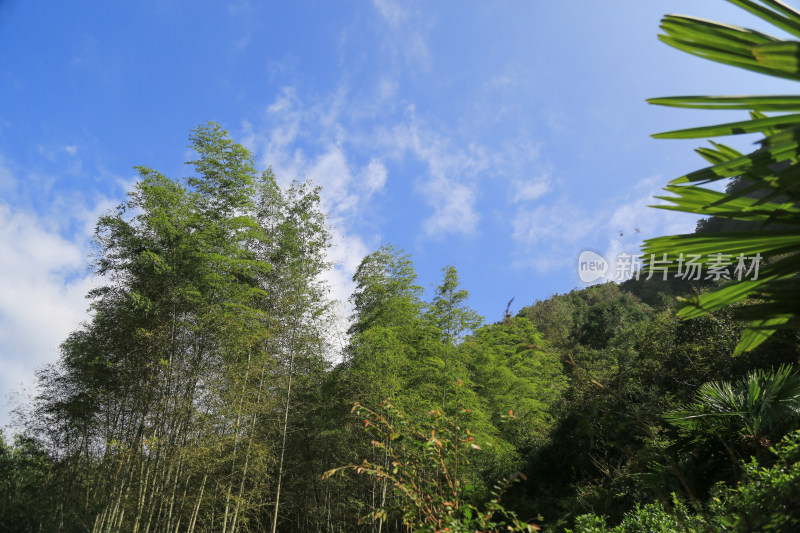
<box><xmin>666</xmin><ymin>365</ymin><xmax>800</xmax><ymax>440</ymax></box>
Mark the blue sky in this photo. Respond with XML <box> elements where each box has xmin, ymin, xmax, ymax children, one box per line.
<box><xmin>1</xmin><ymin>0</ymin><xmax>798</xmax><ymax>426</ymax></box>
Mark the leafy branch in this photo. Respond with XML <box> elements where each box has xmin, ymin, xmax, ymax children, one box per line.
<box><xmin>323</xmin><ymin>387</ymin><xmax>540</xmax><ymax>532</ymax></box>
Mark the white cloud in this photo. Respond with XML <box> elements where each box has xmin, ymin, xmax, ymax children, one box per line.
<box><xmin>241</xmin><ymin>91</ymin><xmax>397</xmax><ymax>357</ymax></box>
<box><xmin>406</xmin><ymin>33</ymin><xmax>432</xmax><ymax>71</ymax></box>
<box><xmin>244</xmin><ymin>89</ymin><xmax>387</xmax><ymax>222</ymax></box>
<box><xmin>0</xmin><ymin>157</ymin><xmax>16</xmax><ymax>195</ymax></box>
<box><xmin>381</xmin><ymin>120</ymin><xmax>490</xmax><ymax>237</ymax></box>
<box><xmin>421</xmin><ymin>176</ymin><xmax>478</xmax><ymax>237</ymax></box>
<box><xmin>228</xmin><ymin>0</ymin><xmax>257</xmax><ymax>52</ymax></box>
<box><xmin>489</xmin><ymin>75</ymin><xmax>515</xmax><ymax>88</ymax></box>
<box><xmin>266</xmin><ymin>86</ymin><xmax>298</xmax><ymax>115</ymax></box>
<box><xmin>511</xmin><ymin>172</ymin><xmax>551</xmax><ymax>203</ymax></box>
<box><xmin>512</xmin><ymin>201</ymin><xmax>590</xmax><ymax>247</ymax></box>
<box><xmin>373</xmin><ymin>0</ymin><xmax>406</xmax><ymax>26</ymax></box>
<box><xmin>607</xmin><ymin>177</ymin><xmax>697</xmax><ymax>241</ymax></box>
<box><xmin>0</xmin><ymin>202</ymin><xmax>99</xmax><ymax>428</ymax></box>
<box><xmin>377</xmin><ymin>77</ymin><xmax>398</xmax><ymax>102</ymax></box>
<box><xmin>360</xmin><ymin>158</ymin><xmax>387</xmax><ymax>197</ymax></box>
<box><xmin>511</xmin><ymin>176</ymin><xmax>699</xmax><ymax>275</ymax></box>
<box><xmin>0</xmin><ymin>158</ymin><xmax>127</xmax><ymax>429</ymax></box>
<box><xmin>240</xmin><ymin>76</ymin><xmax>531</xmax><ymax>343</ymax></box>
<box><xmin>306</xmin><ymin>147</ymin><xmax>359</xmax><ymax>217</ymax></box>
<box><xmin>547</xmin><ymin>111</ymin><xmax>567</xmax><ymax>133</ymax></box>
<box><xmin>243</xmin><ymin>75</ymin><xmax>545</xmax><ymax>339</ymax></box>
<box><xmin>601</xmin><ymin>178</ymin><xmax>697</xmax><ymax>277</ymax></box>
<box><xmin>321</xmin><ymin>229</ymin><xmax>371</xmax><ymax>354</ymax></box>
<box><xmin>371</xmin><ymin>0</ymin><xmax>432</xmax><ymax>72</ymax></box>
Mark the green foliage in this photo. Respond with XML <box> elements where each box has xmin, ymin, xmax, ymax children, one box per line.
<box><xmin>0</xmin><ymin>432</ymin><xmax>58</xmax><ymax>532</ymax></box>
<box><xmin>319</xmin><ymin>249</ymin><xmax>566</xmax><ymax>530</ymax></box>
<box><xmin>568</xmin><ymin>498</ymin><xmax>701</xmax><ymax>533</ymax></box>
<box><xmin>571</xmin><ymin>430</ymin><xmax>800</xmax><ymax>532</ymax></box>
<box><xmin>18</xmin><ymin>124</ymin><xmax>332</xmax><ymax>532</ymax></box>
<box><xmin>9</xmin><ymin>11</ymin><xmax>800</xmax><ymax>523</ymax></box>
<box><xmin>574</xmin><ymin>293</ymin><xmax>649</xmax><ymax>350</ymax></box>
<box><xmin>427</xmin><ymin>265</ymin><xmax>483</xmax><ymax>343</ymax></box>
<box><xmin>643</xmin><ymin>0</ymin><xmax>800</xmax><ymax>353</ymax></box>
<box><xmin>463</xmin><ymin>318</ymin><xmax>566</xmax><ymax>444</ymax></box>
<box><xmin>707</xmin><ymin>429</ymin><xmax>800</xmax><ymax>531</ymax></box>
<box><xmin>666</xmin><ymin>365</ymin><xmax>800</xmax><ymax>444</ymax></box>
<box><xmin>520</xmin><ymin>287</ymin><xmax>798</xmax><ymax>526</ymax></box>
<box><xmin>342</xmin><ymin>246</ymin><xmax>427</xmax><ymax>410</ymax></box>
<box><xmin>519</xmin><ymin>283</ymin><xmax>651</xmax><ymax>350</ymax></box>
<box><xmin>323</xmin><ymin>394</ymin><xmax>540</xmax><ymax>532</ymax></box>
<box><xmin>348</xmin><ymin>244</ymin><xmax>424</xmax><ymax>337</ymax></box>
<box><xmin>187</xmin><ymin>123</ymin><xmax>257</xmax><ymax>216</ymax></box>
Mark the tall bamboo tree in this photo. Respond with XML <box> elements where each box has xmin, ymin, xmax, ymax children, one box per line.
<box><xmin>28</xmin><ymin>124</ymin><xmax>332</xmax><ymax>532</ymax></box>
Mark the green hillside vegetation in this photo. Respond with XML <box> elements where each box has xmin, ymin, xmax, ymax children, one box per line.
<box><xmin>1</xmin><ymin>122</ymin><xmax>797</xmax><ymax>533</ymax></box>
<box><xmin>4</xmin><ymin>0</ymin><xmax>800</xmax><ymax>530</ymax></box>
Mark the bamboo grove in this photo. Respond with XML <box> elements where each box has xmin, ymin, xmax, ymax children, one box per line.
<box><xmin>16</xmin><ymin>124</ymin><xmax>334</xmax><ymax>531</ymax></box>
<box><xmin>4</xmin><ymin>124</ymin><xmax>567</xmax><ymax>531</ymax></box>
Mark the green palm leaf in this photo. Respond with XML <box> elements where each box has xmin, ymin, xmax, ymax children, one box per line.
<box><xmin>648</xmin><ymin>0</ymin><xmax>800</xmax><ymax>353</ymax></box>
<box><xmin>648</xmin><ymin>95</ymin><xmax>800</xmax><ymax>111</ymax></box>
<box><xmin>666</xmin><ymin>365</ymin><xmax>800</xmax><ymax>439</ymax></box>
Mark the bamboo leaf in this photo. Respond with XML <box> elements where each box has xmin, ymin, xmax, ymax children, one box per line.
<box><xmin>653</xmin><ymin>114</ymin><xmax>800</xmax><ymax>139</ymax></box>
<box><xmin>648</xmin><ymin>95</ymin><xmax>800</xmax><ymax>111</ymax></box>
<box><xmin>726</xmin><ymin>0</ymin><xmax>800</xmax><ymax>39</ymax></box>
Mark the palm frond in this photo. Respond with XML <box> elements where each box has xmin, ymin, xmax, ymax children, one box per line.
<box><xmin>647</xmin><ymin>0</ymin><xmax>800</xmax><ymax>352</ymax></box>
<box><xmin>665</xmin><ymin>365</ymin><xmax>800</xmax><ymax>439</ymax></box>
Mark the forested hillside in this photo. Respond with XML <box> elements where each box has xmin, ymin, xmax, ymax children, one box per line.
<box><xmin>1</xmin><ymin>124</ymin><xmax>798</xmax><ymax>532</ymax></box>
<box><xmin>0</xmin><ymin>125</ymin><xmax>567</xmax><ymax>532</ymax></box>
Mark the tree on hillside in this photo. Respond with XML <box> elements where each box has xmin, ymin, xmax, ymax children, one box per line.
<box><xmin>421</xmin><ymin>266</ymin><xmax>484</xmax><ymax>410</ymax></box>
<box><xmin>348</xmin><ymin>245</ymin><xmax>425</xmax><ymax>338</ymax></box>
<box><xmin>427</xmin><ymin>266</ymin><xmax>483</xmax><ymax>344</ymax></box>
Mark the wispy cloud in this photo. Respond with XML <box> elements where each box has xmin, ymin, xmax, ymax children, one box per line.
<box><xmin>381</xmin><ymin>120</ymin><xmax>490</xmax><ymax>237</ymax></box>
<box><xmin>511</xmin><ymin>200</ymin><xmax>591</xmax><ymax>271</ymax></box>
<box><xmin>511</xmin><ymin>176</ymin><xmax>699</xmax><ymax>274</ymax></box>
<box><xmin>371</xmin><ymin>0</ymin><xmax>432</xmax><ymax>71</ymax></box>
<box><xmin>0</xmin><ymin>156</ymin><xmax>16</xmax><ymax>195</ymax></box>
<box><xmin>511</xmin><ymin>170</ymin><xmax>552</xmax><ymax>203</ymax></box>
<box><xmin>372</xmin><ymin>0</ymin><xmax>407</xmax><ymax>27</ymax></box>
<box><xmin>241</xmin><ymin>78</ymin><xmax>526</xmax><ymax>345</ymax></box>
<box><xmin>237</xmin><ymin>0</ymin><xmax>549</xmax><ymax>320</ymax></box>
<box><xmin>420</xmin><ymin>176</ymin><xmax>478</xmax><ymax>237</ymax></box>
<box><xmin>241</xmin><ymin>89</ymin><xmax>391</xmax><ymax>348</ymax></box>
<box><xmin>360</xmin><ymin>158</ymin><xmax>387</xmax><ymax>198</ymax></box>
<box><xmin>228</xmin><ymin>0</ymin><xmax>257</xmax><ymax>52</ymax></box>
<box><xmin>243</xmin><ymin>87</ymin><xmax>386</xmax><ymax>219</ymax></box>
<box><xmin>601</xmin><ymin>177</ymin><xmax>698</xmax><ymax>269</ymax></box>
